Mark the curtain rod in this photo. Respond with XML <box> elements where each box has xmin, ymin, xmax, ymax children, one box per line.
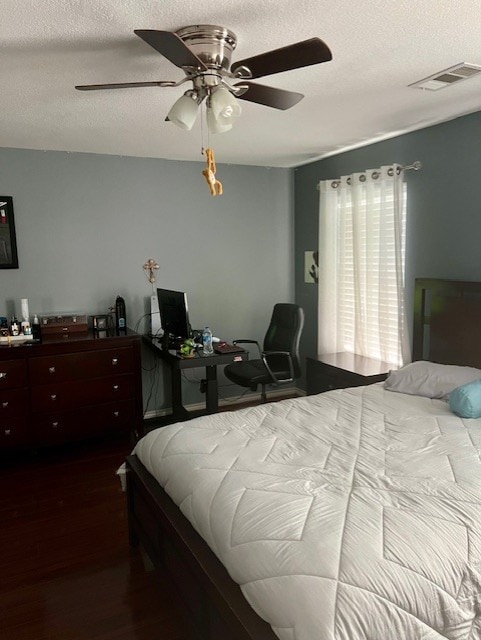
<box><xmin>402</xmin><ymin>160</ymin><xmax>422</xmax><ymax>171</ymax></box>
<box><xmin>317</xmin><ymin>161</ymin><xmax>422</xmax><ymax>190</ymax></box>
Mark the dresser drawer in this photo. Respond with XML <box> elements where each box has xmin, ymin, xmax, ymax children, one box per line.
<box><xmin>32</xmin><ymin>399</ymin><xmax>135</xmax><ymax>445</ymax></box>
<box><xmin>0</xmin><ymin>417</ymin><xmax>29</xmax><ymax>447</ymax></box>
<box><xmin>0</xmin><ymin>359</ymin><xmax>27</xmax><ymax>390</ymax></box>
<box><xmin>28</xmin><ymin>346</ymin><xmax>135</xmax><ymax>385</ymax></box>
<box><xmin>0</xmin><ymin>388</ymin><xmax>29</xmax><ymax>417</ymax></box>
<box><xmin>30</xmin><ymin>373</ymin><xmax>135</xmax><ymax>412</ymax></box>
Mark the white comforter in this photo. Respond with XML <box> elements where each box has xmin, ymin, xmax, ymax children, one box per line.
<box><xmin>134</xmin><ymin>384</ymin><xmax>481</xmax><ymax>639</ymax></box>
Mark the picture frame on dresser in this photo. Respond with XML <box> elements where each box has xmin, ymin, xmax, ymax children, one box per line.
<box><xmin>0</xmin><ymin>196</ymin><xmax>19</xmax><ymax>269</ymax></box>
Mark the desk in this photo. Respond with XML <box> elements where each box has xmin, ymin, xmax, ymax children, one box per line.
<box><xmin>143</xmin><ymin>337</ymin><xmax>248</xmax><ymax>424</ymax></box>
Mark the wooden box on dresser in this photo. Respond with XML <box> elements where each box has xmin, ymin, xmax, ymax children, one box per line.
<box><xmin>0</xmin><ymin>329</ymin><xmax>142</xmax><ymax>451</ymax></box>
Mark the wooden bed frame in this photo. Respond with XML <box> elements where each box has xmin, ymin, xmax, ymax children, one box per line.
<box><xmin>126</xmin><ymin>278</ymin><xmax>481</xmax><ymax>640</ymax></box>
<box><xmin>413</xmin><ymin>278</ymin><xmax>481</xmax><ymax>365</ymax></box>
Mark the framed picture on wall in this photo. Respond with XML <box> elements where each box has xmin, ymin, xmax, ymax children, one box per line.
<box><xmin>304</xmin><ymin>250</ymin><xmax>319</xmax><ymax>284</ymax></box>
<box><xmin>0</xmin><ymin>196</ymin><xmax>19</xmax><ymax>269</ymax></box>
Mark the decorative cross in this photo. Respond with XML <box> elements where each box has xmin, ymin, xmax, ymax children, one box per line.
<box><xmin>143</xmin><ymin>258</ymin><xmax>160</xmax><ymax>290</ymax></box>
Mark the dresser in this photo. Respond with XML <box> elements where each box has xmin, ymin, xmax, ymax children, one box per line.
<box><xmin>306</xmin><ymin>352</ymin><xmax>393</xmax><ymax>395</ymax></box>
<box><xmin>0</xmin><ymin>329</ymin><xmax>142</xmax><ymax>450</ymax></box>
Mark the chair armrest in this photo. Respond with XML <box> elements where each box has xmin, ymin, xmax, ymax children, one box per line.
<box><xmin>233</xmin><ymin>339</ymin><xmax>262</xmax><ymax>357</ymax></box>
<box><xmin>261</xmin><ymin>350</ymin><xmax>295</xmax><ymax>385</ymax></box>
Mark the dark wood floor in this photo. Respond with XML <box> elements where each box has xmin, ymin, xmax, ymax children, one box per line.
<box><xmin>0</xmin><ymin>393</ymin><xmax>299</xmax><ymax>639</ymax></box>
<box><xmin>0</xmin><ymin>435</ymin><xmax>190</xmax><ymax>640</ymax></box>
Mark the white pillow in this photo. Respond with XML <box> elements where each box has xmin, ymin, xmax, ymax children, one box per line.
<box><xmin>384</xmin><ymin>360</ymin><xmax>481</xmax><ymax>399</ymax></box>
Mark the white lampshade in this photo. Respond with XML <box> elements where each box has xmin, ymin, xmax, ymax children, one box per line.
<box><xmin>167</xmin><ymin>92</ymin><xmax>199</xmax><ymax>130</ymax></box>
<box><xmin>206</xmin><ymin>105</ymin><xmax>233</xmax><ymax>133</ymax></box>
<box><xmin>210</xmin><ymin>86</ymin><xmax>242</xmax><ymax>123</ymax></box>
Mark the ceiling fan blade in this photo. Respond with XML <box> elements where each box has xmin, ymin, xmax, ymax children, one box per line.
<box><xmin>75</xmin><ymin>81</ymin><xmax>175</xmax><ymax>91</ymax></box>
<box><xmin>231</xmin><ymin>37</ymin><xmax>332</xmax><ymax>79</ymax></box>
<box><xmin>134</xmin><ymin>30</ymin><xmax>208</xmax><ymax>70</ymax></box>
<box><xmin>234</xmin><ymin>82</ymin><xmax>304</xmax><ymax>110</ymax></box>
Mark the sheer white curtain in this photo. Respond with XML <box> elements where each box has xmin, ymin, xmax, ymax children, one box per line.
<box><xmin>318</xmin><ymin>164</ymin><xmax>410</xmax><ymax>366</ymax></box>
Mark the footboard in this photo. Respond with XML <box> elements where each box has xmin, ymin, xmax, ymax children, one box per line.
<box><xmin>126</xmin><ymin>455</ymin><xmax>277</xmax><ymax>640</ymax></box>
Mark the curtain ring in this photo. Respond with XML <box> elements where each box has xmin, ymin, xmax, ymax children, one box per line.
<box><xmin>359</xmin><ymin>174</ymin><xmax>366</xmax><ymax>182</ymax></box>
<box><xmin>387</xmin><ymin>167</ymin><xmax>394</xmax><ymax>177</ymax></box>
<box><xmin>331</xmin><ymin>180</ymin><xmax>340</xmax><ymax>188</ymax></box>
<box><xmin>347</xmin><ymin>177</ymin><xmax>352</xmax><ymax>185</ymax></box>
<box><xmin>371</xmin><ymin>171</ymin><xmax>380</xmax><ymax>180</ymax></box>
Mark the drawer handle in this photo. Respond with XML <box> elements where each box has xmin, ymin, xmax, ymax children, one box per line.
<box><xmin>52</xmin><ymin>421</ymin><xmax>59</xmax><ymax>428</ymax></box>
<box><xmin>112</xmin><ymin>358</ymin><xmax>119</xmax><ymax>365</ymax></box>
<box><xmin>51</xmin><ymin>394</ymin><xmax>57</xmax><ymax>400</ymax></box>
<box><xmin>4</xmin><ymin>429</ymin><xmax>11</xmax><ymax>436</ymax></box>
<box><xmin>113</xmin><ymin>384</ymin><xmax>119</xmax><ymax>391</ymax></box>
<box><xmin>0</xmin><ymin>372</ymin><xmax>7</xmax><ymax>380</ymax></box>
<box><xmin>49</xmin><ymin>366</ymin><xmax>56</xmax><ymax>374</ymax></box>
<box><xmin>2</xmin><ymin>401</ymin><xmax>8</xmax><ymax>408</ymax></box>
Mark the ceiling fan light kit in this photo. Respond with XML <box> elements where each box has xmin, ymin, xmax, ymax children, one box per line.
<box><xmin>210</xmin><ymin>86</ymin><xmax>241</xmax><ymax>118</ymax></box>
<box><xmin>206</xmin><ymin>106</ymin><xmax>232</xmax><ymax>133</ymax></box>
<box><xmin>167</xmin><ymin>84</ymin><xmax>242</xmax><ymax>133</ymax></box>
<box><xmin>75</xmin><ymin>24</ymin><xmax>332</xmax><ymax>133</ymax></box>
<box><xmin>167</xmin><ymin>91</ymin><xmax>200</xmax><ymax>130</ymax></box>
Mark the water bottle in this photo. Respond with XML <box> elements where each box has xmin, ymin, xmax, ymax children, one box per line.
<box><xmin>202</xmin><ymin>326</ymin><xmax>214</xmax><ymax>355</ymax></box>
<box><xmin>115</xmin><ymin>295</ymin><xmax>127</xmax><ymax>332</ymax></box>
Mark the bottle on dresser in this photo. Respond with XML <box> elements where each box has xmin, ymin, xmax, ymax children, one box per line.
<box><xmin>20</xmin><ymin>298</ymin><xmax>31</xmax><ymax>334</ymax></box>
<box><xmin>0</xmin><ymin>317</ymin><xmax>8</xmax><ymax>337</ymax></box>
<box><xmin>32</xmin><ymin>314</ymin><xmax>41</xmax><ymax>340</ymax></box>
<box><xmin>21</xmin><ymin>319</ymin><xmax>32</xmax><ymax>335</ymax></box>
<box><xmin>10</xmin><ymin>316</ymin><xmax>19</xmax><ymax>336</ymax></box>
<box><xmin>115</xmin><ymin>296</ymin><xmax>127</xmax><ymax>333</ymax></box>
<box><xmin>202</xmin><ymin>326</ymin><xmax>214</xmax><ymax>355</ymax></box>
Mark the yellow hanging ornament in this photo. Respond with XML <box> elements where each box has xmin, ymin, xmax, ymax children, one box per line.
<box><xmin>202</xmin><ymin>148</ymin><xmax>223</xmax><ymax>196</ymax></box>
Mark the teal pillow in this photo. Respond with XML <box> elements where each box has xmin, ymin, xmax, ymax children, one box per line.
<box><xmin>449</xmin><ymin>379</ymin><xmax>481</xmax><ymax>418</ymax></box>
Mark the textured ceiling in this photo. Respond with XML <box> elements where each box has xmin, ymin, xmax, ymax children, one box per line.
<box><xmin>2</xmin><ymin>0</ymin><xmax>481</xmax><ymax>167</ymax></box>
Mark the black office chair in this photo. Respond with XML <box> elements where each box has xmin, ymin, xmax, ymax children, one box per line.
<box><xmin>224</xmin><ymin>303</ymin><xmax>304</xmax><ymax>402</ymax></box>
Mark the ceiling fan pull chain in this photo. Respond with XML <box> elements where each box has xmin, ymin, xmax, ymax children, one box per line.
<box><xmin>199</xmin><ymin>101</ymin><xmax>210</xmax><ymax>157</ymax></box>
<box><xmin>200</xmin><ymin>101</ymin><xmax>205</xmax><ymax>156</ymax></box>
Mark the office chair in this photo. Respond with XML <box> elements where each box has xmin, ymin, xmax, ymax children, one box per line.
<box><xmin>224</xmin><ymin>303</ymin><xmax>304</xmax><ymax>402</ymax></box>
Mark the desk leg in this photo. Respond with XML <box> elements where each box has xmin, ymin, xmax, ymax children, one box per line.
<box><xmin>205</xmin><ymin>365</ymin><xmax>219</xmax><ymax>414</ymax></box>
<box><xmin>171</xmin><ymin>368</ymin><xmax>188</xmax><ymax>419</ymax></box>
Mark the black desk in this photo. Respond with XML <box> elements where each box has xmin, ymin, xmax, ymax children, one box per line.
<box><xmin>143</xmin><ymin>337</ymin><xmax>248</xmax><ymax>424</ymax></box>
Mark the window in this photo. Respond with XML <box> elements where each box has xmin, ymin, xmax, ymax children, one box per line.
<box><xmin>318</xmin><ymin>165</ymin><xmax>410</xmax><ymax>366</ymax></box>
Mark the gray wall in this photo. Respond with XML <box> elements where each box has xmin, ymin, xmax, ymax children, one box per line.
<box><xmin>294</xmin><ymin>110</ymin><xmax>481</xmax><ymax>385</ymax></box>
<box><xmin>0</xmin><ymin>148</ymin><xmax>293</xmax><ymax>411</ymax></box>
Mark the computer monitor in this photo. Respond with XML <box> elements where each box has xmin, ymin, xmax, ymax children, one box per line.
<box><xmin>156</xmin><ymin>288</ymin><xmax>191</xmax><ymax>342</ymax></box>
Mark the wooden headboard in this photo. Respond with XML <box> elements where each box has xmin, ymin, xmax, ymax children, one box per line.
<box><xmin>413</xmin><ymin>278</ymin><xmax>481</xmax><ymax>367</ymax></box>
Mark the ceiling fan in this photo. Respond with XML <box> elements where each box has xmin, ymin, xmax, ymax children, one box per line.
<box><xmin>75</xmin><ymin>25</ymin><xmax>332</xmax><ymax>132</ymax></box>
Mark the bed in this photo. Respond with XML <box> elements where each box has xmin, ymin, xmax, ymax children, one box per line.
<box><xmin>126</xmin><ymin>278</ymin><xmax>481</xmax><ymax>639</ymax></box>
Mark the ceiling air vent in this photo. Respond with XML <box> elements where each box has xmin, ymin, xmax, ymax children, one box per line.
<box><xmin>409</xmin><ymin>63</ymin><xmax>481</xmax><ymax>91</ymax></box>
